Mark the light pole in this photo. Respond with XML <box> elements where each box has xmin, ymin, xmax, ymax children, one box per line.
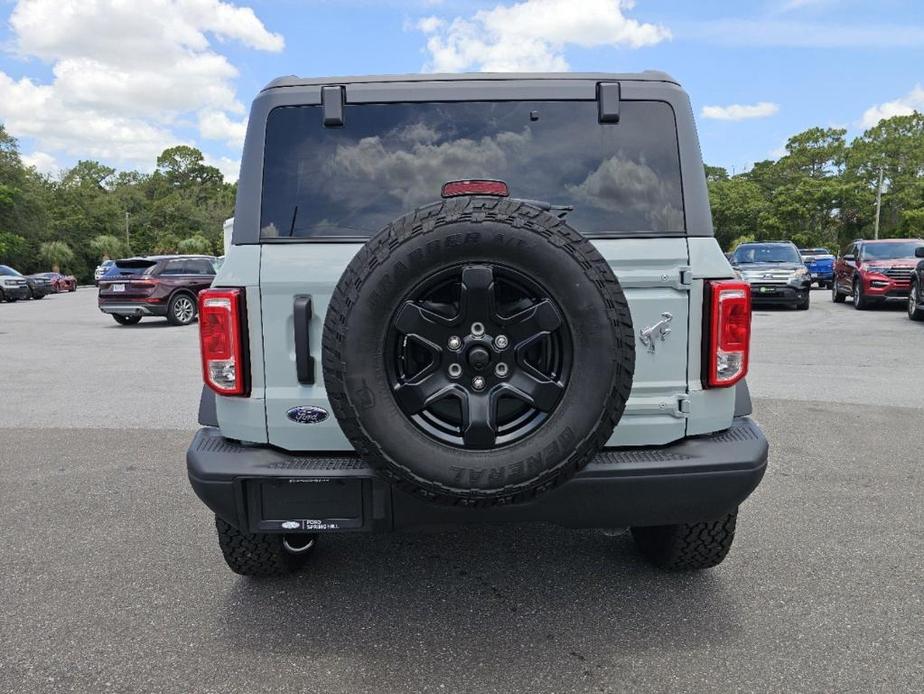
<box><xmin>873</xmin><ymin>166</ymin><xmax>884</xmax><ymax>240</ymax></box>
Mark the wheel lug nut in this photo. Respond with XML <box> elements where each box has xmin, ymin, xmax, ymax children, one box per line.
<box><xmin>494</xmin><ymin>335</ymin><xmax>509</xmax><ymax>350</ymax></box>
<box><xmin>448</xmin><ymin>336</ymin><xmax>462</xmax><ymax>351</ymax></box>
<box><xmin>470</xmin><ymin>322</ymin><xmax>485</xmax><ymax>337</ymax></box>
<box><xmin>472</xmin><ymin>376</ymin><xmax>486</xmax><ymax>390</ymax></box>
<box><xmin>448</xmin><ymin>364</ymin><xmax>462</xmax><ymax>378</ymax></box>
<box><xmin>494</xmin><ymin>363</ymin><xmax>509</xmax><ymax>378</ymax></box>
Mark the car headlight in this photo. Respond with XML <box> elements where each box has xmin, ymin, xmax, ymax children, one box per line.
<box><xmin>788</xmin><ymin>268</ymin><xmax>809</xmax><ymax>283</ymax></box>
<box><xmin>2</xmin><ymin>278</ymin><xmax>18</xmax><ymax>287</ymax></box>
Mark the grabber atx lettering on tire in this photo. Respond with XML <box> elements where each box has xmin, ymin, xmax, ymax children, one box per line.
<box><xmin>322</xmin><ymin>196</ymin><xmax>635</xmax><ymax>506</ymax></box>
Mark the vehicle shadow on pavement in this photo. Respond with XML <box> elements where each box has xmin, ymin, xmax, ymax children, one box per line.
<box><xmin>216</xmin><ymin>525</ymin><xmax>741</xmax><ymax>670</ymax></box>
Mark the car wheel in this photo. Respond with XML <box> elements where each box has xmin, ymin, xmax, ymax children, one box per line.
<box><xmin>215</xmin><ymin>516</ymin><xmax>316</xmax><ymax>577</ymax></box>
<box><xmin>853</xmin><ymin>281</ymin><xmax>870</xmax><ymax>310</ymax></box>
<box><xmin>909</xmin><ymin>282</ymin><xmax>924</xmax><ymax>321</ymax></box>
<box><xmin>831</xmin><ymin>280</ymin><xmax>845</xmax><ymax>303</ymax></box>
<box><xmin>797</xmin><ymin>292</ymin><xmax>810</xmax><ymax>310</ymax></box>
<box><xmin>631</xmin><ymin>510</ymin><xmax>738</xmax><ymax>571</ymax></box>
<box><xmin>167</xmin><ymin>293</ymin><xmax>197</xmax><ymax>326</ymax></box>
<box><xmin>112</xmin><ymin>314</ymin><xmax>142</xmax><ymax>326</ymax></box>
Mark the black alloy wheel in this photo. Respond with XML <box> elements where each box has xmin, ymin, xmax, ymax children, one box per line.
<box><xmin>385</xmin><ymin>263</ymin><xmax>571</xmax><ymax>449</ymax></box>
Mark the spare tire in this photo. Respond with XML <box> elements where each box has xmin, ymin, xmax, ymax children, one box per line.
<box><xmin>322</xmin><ymin>196</ymin><xmax>634</xmax><ymax>506</ymax></box>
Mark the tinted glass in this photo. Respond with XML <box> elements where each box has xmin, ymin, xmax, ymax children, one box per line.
<box><xmin>160</xmin><ymin>260</ymin><xmax>188</xmax><ymax>275</ymax></box>
<box><xmin>261</xmin><ymin>100</ymin><xmax>684</xmax><ymax>239</ymax></box>
<box><xmin>860</xmin><ymin>241</ymin><xmax>922</xmax><ymax>260</ymax></box>
<box><xmin>0</xmin><ymin>265</ymin><xmax>20</xmax><ymax>276</ymax></box>
<box><xmin>109</xmin><ymin>260</ymin><xmax>156</xmax><ymax>277</ymax></box>
<box><xmin>733</xmin><ymin>244</ymin><xmax>801</xmax><ymax>264</ymax></box>
<box><xmin>186</xmin><ymin>259</ymin><xmax>215</xmax><ymax>275</ymax></box>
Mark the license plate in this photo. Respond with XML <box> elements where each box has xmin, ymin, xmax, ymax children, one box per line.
<box><xmin>113</xmin><ymin>284</ymin><xmax>125</xmax><ymax>293</ymax></box>
<box><xmin>759</xmin><ymin>287</ymin><xmax>775</xmax><ymax>293</ymax></box>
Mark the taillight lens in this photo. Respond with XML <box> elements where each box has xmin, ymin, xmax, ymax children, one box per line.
<box><xmin>705</xmin><ymin>280</ymin><xmax>751</xmax><ymax>388</ymax></box>
<box><xmin>198</xmin><ymin>288</ymin><xmax>248</xmax><ymax>396</ymax></box>
<box><xmin>441</xmin><ymin>179</ymin><xmax>509</xmax><ymax>198</ymax></box>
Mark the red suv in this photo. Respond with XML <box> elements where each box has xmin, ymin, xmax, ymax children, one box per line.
<box><xmin>832</xmin><ymin>239</ymin><xmax>923</xmax><ymax>310</ymax></box>
<box><xmin>98</xmin><ymin>255</ymin><xmax>217</xmax><ymax>326</ymax></box>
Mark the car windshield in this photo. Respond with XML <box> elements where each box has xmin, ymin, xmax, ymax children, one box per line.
<box><xmin>733</xmin><ymin>244</ymin><xmax>801</xmax><ymax>264</ymax></box>
<box><xmin>0</xmin><ymin>265</ymin><xmax>22</xmax><ymax>276</ymax></box>
<box><xmin>261</xmin><ymin>100</ymin><xmax>685</xmax><ymax>240</ymax></box>
<box><xmin>861</xmin><ymin>241</ymin><xmax>923</xmax><ymax>260</ymax></box>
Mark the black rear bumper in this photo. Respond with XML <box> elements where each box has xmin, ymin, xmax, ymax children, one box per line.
<box><xmin>187</xmin><ymin>417</ymin><xmax>768</xmax><ymax>533</ymax></box>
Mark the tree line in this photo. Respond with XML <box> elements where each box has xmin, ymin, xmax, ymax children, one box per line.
<box><xmin>0</xmin><ymin>124</ymin><xmax>235</xmax><ymax>282</ymax></box>
<box><xmin>2</xmin><ymin>113</ymin><xmax>923</xmax><ymax>282</ymax></box>
<box><xmin>707</xmin><ymin>113</ymin><xmax>924</xmax><ymax>252</ymax></box>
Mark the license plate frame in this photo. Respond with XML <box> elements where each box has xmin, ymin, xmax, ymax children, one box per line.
<box><xmin>113</xmin><ymin>283</ymin><xmax>125</xmax><ymax>293</ymax></box>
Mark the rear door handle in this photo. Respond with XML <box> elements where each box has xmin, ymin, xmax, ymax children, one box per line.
<box><xmin>293</xmin><ymin>295</ymin><xmax>315</xmax><ymax>385</ymax></box>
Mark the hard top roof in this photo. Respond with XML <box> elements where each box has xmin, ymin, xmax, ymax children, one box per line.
<box><xmin>263</xmin><ymin>70</ymin><xmax>678</xmax><ymax>91</ymax></box>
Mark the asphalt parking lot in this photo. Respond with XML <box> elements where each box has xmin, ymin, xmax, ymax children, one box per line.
<box><xmin>1</xmin><ymin>288</ymin><xmax>922</xmax><ymax>693</ymax></box>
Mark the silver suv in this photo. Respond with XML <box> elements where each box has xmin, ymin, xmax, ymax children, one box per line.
<box><xmin>187</xmin><ymin>72</ymin><xmax>768</xmax><ymax>577</ymax></box>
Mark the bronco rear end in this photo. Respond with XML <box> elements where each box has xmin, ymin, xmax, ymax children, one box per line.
<box><xmin>187</xmin><ymin>72</ymin><xmax>768</xmax><ymax>577</ymax></box>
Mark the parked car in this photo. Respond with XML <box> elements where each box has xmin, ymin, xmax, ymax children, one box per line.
<box><xmin>907</xmin><ymin>246</ymin><xmax>924</xmax><ymax>321</ymax></box>
<box><xmin>188</xmin><ymin>71</ymin><xmax>768</xmax><ymax>577</ymax></box>
<box><xmin>0</xmin><ymin>264</ymin><xmax>31</xmax><ymax>302</ymax></box>
<box><xmin>832</xmin><ymin>238</ymin><xmax>923</xmax><ymax>310</ymax></box>
<box><xmin>730</xmin><ymin>241</ymin><xmax>811</xmax><ymax>309</ymax></box>
<box><xmin>799</xmin><ymin>247</ymin><xmax>835</xmax><ymax>288</ymax></box>
<box><xmin>97</xmin><ymin>255</ymin><xmax>218</xmax><ymax>326</ymax></box>
<box><xmin>24</xmin><ymin>273</ymin><xmax>53</xmax><ymax>299</ymax></box>
<box><xmin>94</xmin><ymin>259</ymin><xmax>115</xmax><ymax>285</ymax></box>
<box><xmin>31</xmin><ymin>272</ymin><xmax>77</xmax><ymax>293</ymax></box>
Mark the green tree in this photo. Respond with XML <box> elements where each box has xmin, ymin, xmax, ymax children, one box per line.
<box><xmin>39</xmin><ymin>240</ymin><xmax>75</xmax><ymax>272</ymax></box>
<box><xmin>177</xmin><ymin>234</ymin><xmax>214</xmax><ymax>255</ymax></box>
<box><xmin>90</xmin><ymin>234</ymin><xmax>130</xmax><ymax>260</ymax></box>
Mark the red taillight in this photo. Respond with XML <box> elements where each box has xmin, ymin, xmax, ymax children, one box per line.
<box><xmin>441</xmin><ymin>179</ymin><xmax>509</xmax><ymax>198</ymax></box>
<box><xmin>198</xmin><ymin>288</ymin><xmax>248</xmax><ymax>397</ymax></box>
<box><xmin>705</xmin><ymin>280</ymin><xmax>751</xmax><ymax>388</ymax></box>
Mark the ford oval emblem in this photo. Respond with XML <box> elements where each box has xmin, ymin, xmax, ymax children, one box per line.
<box><xmin>287</xmin><ymin>405</ymin><xmax>329</xmax><ymax>424</ymax></box>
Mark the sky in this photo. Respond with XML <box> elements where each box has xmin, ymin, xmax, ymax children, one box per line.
<box><xmin>0</xmin><ymin>0</ymin><xmax>922</xmax><ymax>181</ymax></box>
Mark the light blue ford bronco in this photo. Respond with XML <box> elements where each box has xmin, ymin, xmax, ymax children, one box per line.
<box><xmin>187</xmin><ymin>72</ymin><xmax>767</xmax><ymax>577</ymax></box>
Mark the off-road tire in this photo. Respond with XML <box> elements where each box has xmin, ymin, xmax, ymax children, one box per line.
<box><xmin>166</xmin><ymin>292</ymin><xmax>197</xmax><ymax>326</ymax></box>
<box><xmin>908</xmin><ymin>281</ymin><xmax>924</xmax><ymax>321</ymax></box>
<box><xmin>215</xmin><ymin>516</ymin><xmax>315</xmax><ymax>577</ymax></box>
<box><xmin>631</xmin><ymin>510</ymin><xmax>738</xmax><ymax>571</ymax></box>
<box><xmin>323</xmin><ymin>196</ymin><xmax>635</xmax><ymax>507</ymax></box>
<box><xmin>112</xmin><ymin>314</ymin><xmax>142</xmax><ymax>326</ymax></box>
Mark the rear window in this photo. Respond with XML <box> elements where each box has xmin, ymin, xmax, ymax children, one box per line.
<box><xmin>108</xmin><ymin>260</ymin><xmax>157</xmax><ymax>277</ymax></box>
<box><xmin>261</xmin><ymin>100</ymin><xmax>684</xmax><ymax>240</ymax></box>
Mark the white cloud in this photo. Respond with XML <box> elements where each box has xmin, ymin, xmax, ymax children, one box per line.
<box><xmin>0</xmin><ymin>0</ymin><xmax>282</xmax><ymax>173</ymax></box>
<box><xmin>417</xmin><ymin>0</ymin><xmax>671</xmax><ymax>72</ymax></box>
<box><xmin>860</xmin><ymin>85</ymin><xmax>924</xmax><ymax>128</ymax></box>
<box><xmin>21</xmin><ymin>150</ymin><xmax>58</xmax><ymax>174</ymax></box>
<box><xmin>702</xmin><ymin>102</ymin><xmax>780</xmax><ymax>121</ymax></box>
<box><xmin>198</xmin><ymin>110</ymin><xmax>248</xmax><ymax>148</ymax></box>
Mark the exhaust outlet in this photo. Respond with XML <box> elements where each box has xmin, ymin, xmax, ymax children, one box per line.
<box><xmin>282</xmin><ymin>534</ymin><xmax>317</xmax><ymax>555</ymax></box>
